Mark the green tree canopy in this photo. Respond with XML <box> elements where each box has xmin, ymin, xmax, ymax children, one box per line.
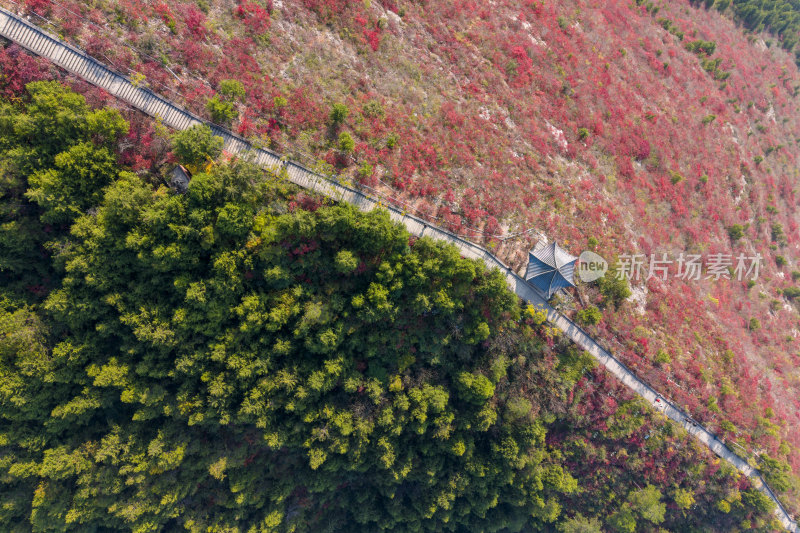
<box><xmin>0</xmin><ymin>81</ymin><xmax>128</xmax><ymax>301</ymax></box>
<box><xmin>172</xmin><ymin>124</ymin><xmax>224</xmax><ymax>170</ymax></box>
<box><xmin>2</xmin><ymin>153</ymin><xmax>585</xmax><ymax>530</ymax></box>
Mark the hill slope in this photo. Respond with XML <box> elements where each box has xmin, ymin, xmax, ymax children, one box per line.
<box><xmin>0</xmin><ymin>79</ymin><xmax>782</xmax><ymax>531</ymax></box>
<box><xmin>4</xmin><ymin>0</ymin><xmax>800</xmax><ymax>515</ymax></box>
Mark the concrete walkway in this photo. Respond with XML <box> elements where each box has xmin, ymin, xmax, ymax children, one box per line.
<box><xmin>0</xmin><ymin>6</ymin><xmax>795</xmax><ymax>530</ymax></box>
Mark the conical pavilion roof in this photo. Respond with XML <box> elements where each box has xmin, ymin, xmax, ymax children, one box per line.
<box><xmin>525</xmin><ymin>242</ymin><xmax>577</xmax><ymax>298</ymax></box>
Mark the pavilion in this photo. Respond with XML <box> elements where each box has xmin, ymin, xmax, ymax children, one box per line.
<box><xmin>525</xmin><ymin>241</ymin><xmax>578</xmax><ymax>299</ymax></box>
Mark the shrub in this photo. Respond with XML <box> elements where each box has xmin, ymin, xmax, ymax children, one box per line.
<box><xmin>685</xmin><ymin>39</ymin><xmax>716</xmax><ymax>55</ymax></box>
<box><xmin>338</xmin><ymin>131</ymin><xmax>355</xmax><ymax>153</ymax></box>
<box><xmin>235</xmin><ymin>1</ymin><xmax>271</xmax><ymax>36</ymax></box>
<box><xmin>608</xmin><ymin>508</ymin><xmax>636</xmax><ymax>533</ymax></box>
<box><xmin>727</xmin><ymin>224</ymin><xmax>744</xmax><ymax>241</ymax></box>
<box><xmin>748</xmin><ymin>318</ymin><xmax>761</xmax><ymax>331</ymax></box>
<box><xmin>26</xmin><ymin>142</ymin><xmax>119</xmax><ymax>224</ymax></box>
<box><xmin>576</xmin><ymin>306</ymin><xmax>602</xmax><ymax>325</ymax></box>
<box><xmin>771</xmin><ymin>223</ymin><xmax>786</xmax><ymax>244</ymax></box>
<box><xmin>708</xmin><ymin>396</ymin><xmax>721</xmax><ymax>413</ymax></box>
<box><xmin>334</xmin><ymin>250</ymin><xmax>359</xmax><ymax>273</ymax></box>
<box><xmin>456</xmin><ymin>372</ymin><xmax>495</xmax><ymax>404</ymax></box>
<box><xmin>628</xmin><ymin>485</ymin><xmax>666</xmax><ymax>525</ymax></box>
<box><xmin>741</xmin><ymin>489</ymin><xmax>775</xmax><ymax>515</ymax></box>
<box><xmin>597</xmin><ymin>270</ymin><xmax>632</xmax><ymax>309</ymax></box>
<box><xmin>362</xmin><ymin>100</ymin><xmax>384</xmax><ymax>118</ymax></box>
<box><xmin>218</xmin><ymin>79</ymin><xmax>245</xmax><ymax>100</ymax></box>
<box><xmin>505</xmin><ymin>396</ymin><xmax>532</xmax><ymax>421</ymax></box>
<box><xmin>577</xmin><ymin>127</ymin><xmax>590</xmax><ymax>141</ymax></box>
<box><xmin>559</xmin><ymin>514</ymin><xmax>602</xmax><ymax>533</ymax></box>
<box><xmin>701</xmin><ymin>57</ymin><xmax>722</xmax><ymax>73</ymax></box>
<box><xmin>674</xmin><ymin>489</ymin><xmax>695</xmax><ymax>510</ymax></box>
<box><xmin>172</xmin><ymin>125</ymin><xmax>224</xmax><ymax>168</ymax></box>
<box><xmin>358</xmin><ymin>162</ymin><xmax>373</xmax><ymax>179</ymax></box>
<box><xmin>329</xmin><ymin>103</ymin><xmax>349</xmax><ymax>126</ymax></box>
<box><xmin>206</xmin><ymin>95</ymin><xmax>238</xmax><ymax>125</ymax></box>
<box><xmin>654</xmin><ymin>350</ymin><xmax>671</xmax><ymax>365</ymax></box>
<box><xmin>760</xmin><ymin>454</ymin><xmax>792</xmax><ymax>493</ymax></box>
<box><xmin>523</xmin><ymin>304</ymin><xmax>548</xmax><ymax>325</ymax></box>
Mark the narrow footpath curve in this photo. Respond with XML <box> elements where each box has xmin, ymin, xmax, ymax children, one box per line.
<box><xmin>0</xmin><ymin>6</ymin><xmax>796</xmax><ymax>530</ymax></box>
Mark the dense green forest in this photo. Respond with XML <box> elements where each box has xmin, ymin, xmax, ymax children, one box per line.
<box><xmin>689</xmin><ymin>0</ymin><xmax>800</xmax><ymax>56</ymax></box>
<box><xmin>0</xmin><ymin>81</ymin><xmax>779</xmax><ymax>531</ymax></box>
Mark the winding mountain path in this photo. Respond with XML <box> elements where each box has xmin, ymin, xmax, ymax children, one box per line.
<box><xmin>0</xmin><ymin>6</ymin><xmax>796</xmax><ymax>530</ymax></box>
